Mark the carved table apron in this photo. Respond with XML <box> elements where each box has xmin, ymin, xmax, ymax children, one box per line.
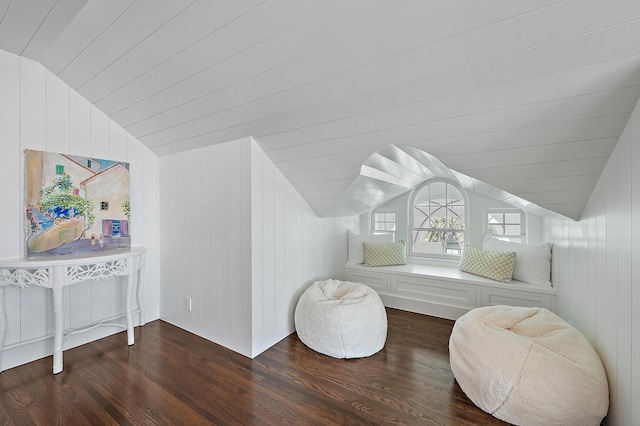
<box><xmin>0</xmin><ymin>247</ymin><xmax>146</xmax><ymax>374</ymax></box>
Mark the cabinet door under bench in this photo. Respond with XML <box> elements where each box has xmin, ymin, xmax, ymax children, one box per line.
<box><xmin>480</xmin><ymin>287</ymin><xmax>555</xmax><ymax>311</ymax></box>
<box><xmin>346</xmin><ymin>269</ymin><xmax>389</xmax><ymax>292</ymax></box>
<box><xmin>388</xmin><ymin>274</ymin><xmax>477</xmax><ymax>310</ymax></box>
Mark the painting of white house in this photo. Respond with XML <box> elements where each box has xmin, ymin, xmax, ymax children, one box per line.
<box><xmin>24</xmin><ymin>149</ymin><xmax>131</xmax><ymax>258</ymax></box>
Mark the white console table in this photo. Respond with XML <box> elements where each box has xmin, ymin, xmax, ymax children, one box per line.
<box><xmin>0</xmin><ymin>247</ymin><xmax>146</xmax><ymax>374</ymax></box>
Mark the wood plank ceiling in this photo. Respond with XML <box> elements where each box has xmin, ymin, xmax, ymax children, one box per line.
<box><xmin>2</xmin><ymin>0</ymin><xmax>640</xmax><ymax>220</ymax></box>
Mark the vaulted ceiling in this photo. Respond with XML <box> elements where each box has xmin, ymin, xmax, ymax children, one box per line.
<box><xmin>2</xmin><ymin>0</ymin><xmax>639</xmax><ymax>220</ymax></box>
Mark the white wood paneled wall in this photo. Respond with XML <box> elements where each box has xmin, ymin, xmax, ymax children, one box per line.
<box><xmin>0</xmin><ymin>51</ymin><xmax>159</xmax><ymax>371</ymax></box>
<box><xmin>159</xmin><ymin>137</ymin><xmax>358</xmax><ymax>358</ymax></box>
<box><xmin>159</xmin><ymin>139</ymin><xmax>253</xmax><ymax>355</ymax></box>
<box><xmin>543</xmin><ymin>96</ymin><xmax>640</xmax><ymax>425</ymax></box>
<box><xmin>250</xmin><ymin>141</ymin><xmax>358</xmax><ymax>356</ymax></box>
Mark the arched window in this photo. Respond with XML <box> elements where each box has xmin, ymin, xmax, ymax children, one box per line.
<box><xmin>409</xmin><ymin>180</ymin><xmax>467</xmax><ymax>257</ymax></box>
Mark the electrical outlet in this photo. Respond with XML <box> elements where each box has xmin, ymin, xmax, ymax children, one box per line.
<box><xmin>185</xmin><ymin>297</ymin><xmax>192</xmax><ymax>312</ymax></box>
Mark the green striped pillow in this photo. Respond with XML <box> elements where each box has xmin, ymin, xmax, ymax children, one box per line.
<box><xmin>459</xmin><ymin>246</ymin><xmax>516</xmax><ymax>283</ymax></box>
<box><xmin>363</xmin><ymin>241</ymin><xmax>407</xmax><ymax>267</ymax></box>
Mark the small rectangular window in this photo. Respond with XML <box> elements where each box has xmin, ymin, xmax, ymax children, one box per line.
<box><xmin>487</xmin><ymin>209</ymin><xmax>525</xmax><ymax>242</ymax></box>
<box><xmin>55</xmin><ymin>165</ymin><xmax>64</xmax><ymax>174</ymax></box>
<box><xmin>371</xmin><ymin>210</ymin><xmax>396</xmax><ymax>235</ymax></box>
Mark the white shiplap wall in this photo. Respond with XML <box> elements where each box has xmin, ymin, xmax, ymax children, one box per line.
<box><xmin>543</xmin><ymin>96</ymin><xmax>640</xmax><ymax>425</ymax></box>
<box><xmin>0</xmin><ymin>51</ymin><xmax>160</xmax><ymax>371</ymax></box>
<box><xmin>159</xmin><ymin>137</ymin><xmax>358</xmax><ymax>358</ymax></box>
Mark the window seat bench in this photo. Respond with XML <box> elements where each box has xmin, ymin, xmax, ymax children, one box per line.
<box><xmin>344</xmin><ymin>263</ymin><xmax>556</xmax><ymax>321</ymax></box>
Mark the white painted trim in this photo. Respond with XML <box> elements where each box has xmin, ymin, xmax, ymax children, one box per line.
<box><xmin>346</xmin><ymin>263</ymin><xmax>556</xmax><ymax>321</ymax></box>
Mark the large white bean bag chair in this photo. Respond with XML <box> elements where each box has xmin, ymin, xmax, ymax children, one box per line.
<box><xmin>449</xmin><ymin>305</ymin><xmax>608</xmax><ymax>426</ymax></box>
<box><xmin>294</xmin><ymin>279</ymin><xmax>387</xmax><ymax>358</ymax></box>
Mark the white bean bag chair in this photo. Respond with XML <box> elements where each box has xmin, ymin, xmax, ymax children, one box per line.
<box><xmin>294</xmin><ymin>279</ymin><xmax>387</xmax><ymax>358</ymax></box>
<box><xmin>449</xmin><ymin>305</ymin><xmax>609</xmax><ymax>426</ymax></box>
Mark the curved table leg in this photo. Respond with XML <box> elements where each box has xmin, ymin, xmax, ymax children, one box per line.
<box><xmin>136</xmin><ymin>267</ymin><xmax>145</xmax><ymax>326</ymax></box>
<box><xmin>126</xmin><ymin>272</ymin><xmax>134</xmax><ymax>346</ymax></box>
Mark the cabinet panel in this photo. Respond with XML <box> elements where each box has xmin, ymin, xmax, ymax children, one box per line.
<box><xmin>390</xmin><ymin>275</ymin><xmax>477</xmax><ymax>308</ymax></box>
<box><xmin>346</xmin><ymin>270</ymin><xmax>389</xmax><ymax>291</ymax></box>
<box><xmin>481</xmin><ymin>288</ymin><xmax>554</xmax><ymax>310</ymax></box>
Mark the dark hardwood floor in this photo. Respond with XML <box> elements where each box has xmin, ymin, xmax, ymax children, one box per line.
<box><xmin>0</xmin><ymin>308</ymin><xmax>508</xmax><ymax>425</ymax></box>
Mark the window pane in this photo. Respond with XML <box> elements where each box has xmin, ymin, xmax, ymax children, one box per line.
<box><xmin>413</xmin><ymin>185</ymin><xmax>430</xmax><ymax>205</ymax></box>
<box><xmin>412</xmin><ymin>230</ymin><xmax>445</xmax><ymax>254</ymax></box>
<box><xmin>430</xmin><ymin>204</ymin><xmax>445</xmax><ymax>224</ymax></box>
<box><xmin>447</xmin><ymin>185</ymin><xmax>464</xmax><ymax>203</ymax></box>
<box><xmin>374</xmin><ymin>213</ymin><xmax>385</xmax><ymax>221</ymax></box>
<box><xmin>374</xmin><ymin>223</ymin><xmax>385</xmax><ymax>231</ymax></box>
<box><xmin>505</xmin><ymin>213</ymin><xmax>521</xmax><ymax>224</ymax></box>
<box><xmin>429</xmin><ymin>181</ymin><xmax>447</xmax><ymax>199</ymax></box>
<box><xmin>413</xmin><ymin>206</ymin><xmax>428</xmax><ymax>227</ymax></box>
<box><xmin>488</xmin><ymin>224</ymin><xmax>504</xmax><ymax>235</ymax></box>
<box><xmin>453</xmin><ymin>231</ymin><xmax>465</xmax><ymax>245</ymax></box>
<box><xmin>505</xmin><ymin>225</ymin><xmax>521</xmax><ymax>235</ymax></box>
<box><xmin>445</xmin><ymin>237</ymin><xmax>462</xmax><ymax>254</ymax></box>
<box><xmin>449</xmin><ymin>199</ymin><xmax>465</xmax><ymax>209</ymax></box>
<box><xmin>450</xmin><ymin>204</ymin><xmax>465</xmax><ymax>225</ymax></box>
<box><xmin>386</xmin><ymin>223</ymin><xmax>396</xmax><ymax>231</ymax></box>
<box><xmin>451</xmin><ymin>218</ymin><xmax>465</xmax><ymax>229</ymax></box>
<box><xmin>488</xmin><ymin>212</ymin><xmax>503</xmax><ymax>224</ymax></box>
<box><xmin>385</xmin><ymin>213</ymin><xmax>396</xmax><ymax>221</ymax></box>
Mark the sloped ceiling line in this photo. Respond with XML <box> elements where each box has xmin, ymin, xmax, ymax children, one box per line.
<box><xmin>328</xmin><ymin>144</ymin><xmax>565</xmax><ymax>221</ymax></box>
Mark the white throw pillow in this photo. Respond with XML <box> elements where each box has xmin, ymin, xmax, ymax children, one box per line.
<box><xmin>347</xmin><ymin>231</ymin><xmax>394</xmax><ymax>264</ymax></box>
<box><xmin>482</xmin><ymin>235</ymin><xmax>552</xmax><ymax>286</ymax></box>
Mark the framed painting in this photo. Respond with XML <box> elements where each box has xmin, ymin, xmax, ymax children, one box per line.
<box><xmin>24</xmin><ymin>149</ymin><xmax>131</xmax><ymax>258</ymax></box>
